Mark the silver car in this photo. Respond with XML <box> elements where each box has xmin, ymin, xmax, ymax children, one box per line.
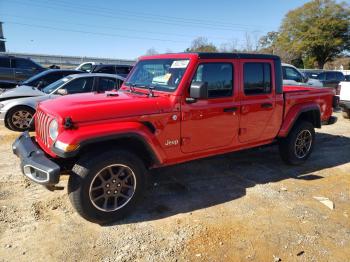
<box><xmin>282</xmin><ymin>63</ymin><xmax>323</xmax><ymax>87</ymax></box>
<box><xmin>0</xmin><ymin>73</ymin><xmax>124</xmax><ymax>131</ymax></box>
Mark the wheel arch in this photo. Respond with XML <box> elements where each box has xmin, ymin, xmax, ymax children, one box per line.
<box><xmin>56</xmin><ymin>133</ymin><xmax>162</xmax><ymax>169</ymax></box>
<box><xmin>278</xmin><ymin>104</ymin><xmax>320</xmax><ymax>138</ymax></box>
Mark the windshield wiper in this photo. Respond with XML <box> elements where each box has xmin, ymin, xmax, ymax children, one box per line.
<box><xmin>124</xmin><ymin>82</ymin><xmax>136</xmax><ymax>93</ymax></box>
<box><xmin>124</xmin><ymin>82</ymin><xmax>156</xmax><ymax>97</ymax></box>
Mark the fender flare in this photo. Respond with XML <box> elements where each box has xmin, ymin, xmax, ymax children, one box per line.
<box><xmin>52</xmin><ymin>122</ymin><xmax>165</xmax><ymax>165</ymax></box>
<box><xmin>278</xmin><ymin>103</ymin><xmax>321</xmax><ymax>138</ymax></box>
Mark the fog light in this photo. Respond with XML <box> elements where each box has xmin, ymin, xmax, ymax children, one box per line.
<box><xmin>54</xmin><ymin>140</ymin><xmax>79</xmax><ymax>152</ymax></box>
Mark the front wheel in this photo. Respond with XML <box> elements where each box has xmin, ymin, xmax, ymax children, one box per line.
<box><xmin>68</xmin><ymin>150</ymin><xmax>147</xmax><ymax>224</ymax></box>
<box><xmin>6</xmin><ymin>106</ymin><xmax>35</xmax><ymax>131</ymax></box>
<box><xmin>279</xmin><ymin>121</ymin><xmax>315</xmax><ymax>165</ymax></box>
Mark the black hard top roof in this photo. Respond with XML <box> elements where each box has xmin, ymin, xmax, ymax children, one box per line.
<box><xmin>193</xmin><ymin>52</ymin><xmax>281</xmax><ymax>60</ymax></box>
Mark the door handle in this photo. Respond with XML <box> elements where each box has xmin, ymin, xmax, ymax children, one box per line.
<box><xmin>223</xmin><ymin>107</ymin><xmax>238</xmax><ymax>112</ymax></box>
<box><xmin>261</xmin><ymin>103</ymin><xmax>273</xmax><ymax>108</ymax></box>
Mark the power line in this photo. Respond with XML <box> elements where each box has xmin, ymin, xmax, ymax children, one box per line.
<box><xmin>0</xmin><ymin>13</ymin><xmax>246</xmax><ymax>42</ymax></box>
<box><xmin>4</xmin><ymin>21</ymin><xmax>192</xmax><ymax>43</ymax></box>
<box><xmin>40</xmin><ymin>0</ymin><xmax>267</xmax><ymax>30</ymax></box>
<box><xmin>7</xmin><ymin>0</ymin><xmax>265</xmax><ymax>33</ymax></box>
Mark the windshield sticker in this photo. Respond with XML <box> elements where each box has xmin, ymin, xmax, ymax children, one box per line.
<box><xmin>152</xmin><ymin>73</ymin><xmax>172</xmax><ymax>85</ymax></box>
<box><xmin>170</xmin><ymin>60</ymin><xmax>189</xmax><ymax>68</ymax></box>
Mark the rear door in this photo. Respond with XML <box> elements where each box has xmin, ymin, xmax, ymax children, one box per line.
<box><xmin>0</xmin><ymin>57</ymin><xmax>14</xmax><ymax>83</ymax></box>
<box><xmin>180</xmin><ymin>60</ymin><xmax>240</xmax><ymax>153</ymax></box>
<box><xmin>96</xmin><ymin>77</ymin><xmax>121</xmax><ymax>92</ymax></box>
<box><xmin>13</xmin><ymin>58</ymin><xmax>41</xmax><ymax>82</ymax></box>
<box><xmin>238</xmin><ymin>60</ymin><xmax>277</xmax><ymax>143</ymax></box>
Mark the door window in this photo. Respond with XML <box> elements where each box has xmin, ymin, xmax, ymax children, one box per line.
<box><xmin>94</xmin><ymin>66</ymin><xmax>115</xmax><ymax>74</ymax></box>
<box><xmin>80</xmin><ymin>63</ymin><xmax>93</xmax><ymax>72</ymax></box>
<box><xmin>0</xmin><ymin>57</ymin><xmax>10</xmax><ymax>68</ymax></box>
<box><xmin>283</xmin><ymin>66</ymin><xmax>303</xmax><ymax>82</ymax></box>
<box><xmin>244</xmin><ymin>63</ymin><xmax>271</xmax><ymax>95</ymax></box>
<box><xmin>115</xmin><ymin>66</ymin><xmax>132</xmax><ymax>75</ymax></box>
<box><xmin>192</xmin><ymin>63</ymin><xmax>233</xmax><ymax>98</ymax></box>
<box><xmin>98</xmin><ymin>77</ymin><xmax>117</xmax><ymax>92</ymax></box>
<box><xmin>63</xmin><ymin>77</ymin><xmax>94</xmax><ymax>94</ymax></box>
<box><xmin>14</xmin><ymin>58</ymin><xmax>37</xmax><ymax>69</ymax></box>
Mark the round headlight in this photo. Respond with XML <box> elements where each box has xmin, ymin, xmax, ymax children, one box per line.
<box><xmin>49</xmin><ymin>119</ymin><xmax>58</xmax><ymax>140</ymax></box>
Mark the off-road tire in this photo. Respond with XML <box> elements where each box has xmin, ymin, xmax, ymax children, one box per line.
<box><xmin>6</xmin><ymin>106</ymin><xmax>35</xmax><ymax>132</ymax></box>
<box><xmin>342</xmin><ymin>109</ymin><xmax>350</xmax><ymax>119</ymax></box>
<box><xmin>68</xmin><ymin>150</ymin><xmax>147</xmax><ymax>224</ymax></box>
<box><xmin>279</xmin><ymin>121</ymin><xmax>315</xmax><ymax>165</ymax></box>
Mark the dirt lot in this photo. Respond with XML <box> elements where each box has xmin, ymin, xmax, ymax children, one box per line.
<box><xmin>0</xmin><ymin>111</ymin><xmax>349</xmax><ymax>262</ymax></box>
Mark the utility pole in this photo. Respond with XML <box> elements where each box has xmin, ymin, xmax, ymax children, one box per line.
<box><xmin>0</xmin><ymin>22</ymin><xmax>6</xmax><ymax>52</ymax></box>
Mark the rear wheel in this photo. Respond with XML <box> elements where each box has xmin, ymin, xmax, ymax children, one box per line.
<box><xmin>279</xmin><ymin>121</ymin><xmax>315</xmax><ymax>165</ymax></box>
<box><xmin>68</xmin><ymin>150</ymin><xmax>147</xmax><ymax>224</ymax></box>
<box><xmin>6</xmin><ymin>106</ymin><xmax>35</xmax><ymax>132</ymax></box>
<box><xmin>342</xmin><ymin>109</ymin><xmax>350</xmax><ymax>119</ymax></box>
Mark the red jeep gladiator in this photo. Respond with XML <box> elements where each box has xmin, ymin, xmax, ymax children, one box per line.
<box><xmin>13</xmin><ymin>53</ymin><xmax>337</xmax><ymax>223</ymax></box>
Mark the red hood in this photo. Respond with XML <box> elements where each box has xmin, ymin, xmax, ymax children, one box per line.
<box><xmin>38</xmin><ymin>91</ymin><xmax>175</xmax><ymax>123</ymax></box>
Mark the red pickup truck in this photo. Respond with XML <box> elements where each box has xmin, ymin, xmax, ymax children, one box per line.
<box><xmin>13</xmin><ymin>53</ymin><xmax>337</xmax><ymax>223</ymax></box>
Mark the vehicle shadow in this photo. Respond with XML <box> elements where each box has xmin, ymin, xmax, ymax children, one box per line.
<box><xmin>110</xmin><ymin>132</ymin><xmax>350</xmax><ymax>225</ymax></box>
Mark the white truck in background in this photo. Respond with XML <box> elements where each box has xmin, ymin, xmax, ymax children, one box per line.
<box><xmin>339</xmin><ymin>81</ymin><xmax>350</xmax><ymax>119</ymax></box>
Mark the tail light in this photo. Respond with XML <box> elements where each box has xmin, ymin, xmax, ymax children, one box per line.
<box><xmin>336</xmin><ymin>84</ymin><xmax>341</xmax><ymax>96</ymax></box>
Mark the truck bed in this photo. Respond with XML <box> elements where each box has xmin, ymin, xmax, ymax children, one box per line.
<box><xmin>283</xmin><ymin>85</ymin><xmax>335</xmax><ymax>122</ymax></box>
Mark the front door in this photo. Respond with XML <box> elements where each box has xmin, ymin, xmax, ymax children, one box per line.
<box><xmin>238</xmin><ymin>60</ymin><xmax>276</xmax><ymax>143</ymax></box>
<box><xmin>181</xmin><ymin>61</ymin><xmax>240</xmax><ymax>153</ymax></box>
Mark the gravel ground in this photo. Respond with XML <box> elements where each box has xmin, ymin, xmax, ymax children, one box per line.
<box><xmin>0</xmin><ymin>111</ymin><xmax>349</xmax><ymax>262</ymax></box>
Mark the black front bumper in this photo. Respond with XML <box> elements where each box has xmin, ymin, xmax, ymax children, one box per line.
<box><xmin>12</xmin><ymin>132</ymin><xmax>60</xmax><ymax>185</ymax></box>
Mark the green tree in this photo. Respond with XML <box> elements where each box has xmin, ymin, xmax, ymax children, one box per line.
<box><xmin>277</xmin><ymin>0</ymin><xmax>350</xmax><ymax>69</ymax></box>
<box><xmin>185</xmin><ymin>37</ymin><xmax>218</xmax><ymax>53</ymax></box>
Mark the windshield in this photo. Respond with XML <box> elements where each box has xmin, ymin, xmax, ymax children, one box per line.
<box><xmin>22</xmin><ymin>70</ymin><xmax>50</xmax><ymax>86</ymax></box>
<box><xmin>124</xmin><ymin>59</ymin><xmax>189</xmax><ymax>92</ymax></box>
<box><xmin>42</xmin><ymin>77</ymin><xmax>71</xmax><ymax>94</ymax></box>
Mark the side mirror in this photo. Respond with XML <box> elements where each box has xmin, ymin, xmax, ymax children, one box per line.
<box><xmin>303</xmin><ymin>76</ymin><xmax>309</xmax><ymax>83</ymax></box>
<box><xmin>56</xmin><ymin>88</ymin><xmax>68</xmax><ymax>95</ymax></box>
<box><xmin>189</xmin><ymin>81</ymin><xmax>208</xmax><ymax>100</ymax></box>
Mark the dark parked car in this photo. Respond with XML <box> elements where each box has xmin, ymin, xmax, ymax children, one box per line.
<box><xmin>0</xmin><ymin>55</ymin><xmax>46</xmax><ymax>89</ymax></box>
<box><xmin>18</xmin><ymin>69</ymin><xmax>84</xmax><ymax>90</ymax></box>
<box><xmin>316</xmin><ymin>71</ymin><xmax>345</xmax><ymax>88</ymax></box>
<box><xmin>92</xmin><ymin>64</ymin><xmax>133</xmax><ymax>78</ymax></box>
<box><xmin>345</xmin><ymin>75</ymin><xmax>350</xmax><ymax>82</ymax></box>
<box><xmin>302</xmin><ymin>70</ymin><xmax>322</xmax><ymax>80</ymax></box>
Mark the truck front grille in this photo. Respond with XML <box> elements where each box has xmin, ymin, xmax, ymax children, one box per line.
<box><xmin>35</xmin><ymin>110</ymin><xmax>53</xmax><ymax>147</ymax></box>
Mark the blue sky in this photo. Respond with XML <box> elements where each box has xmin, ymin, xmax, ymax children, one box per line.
<box><xmin>0</xmin><ymin>0</ymin><xmax>311</xmax><ymax>59</ymax></box>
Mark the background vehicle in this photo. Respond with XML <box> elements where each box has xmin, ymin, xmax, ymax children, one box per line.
<box><xmin>92</xmin><ymin>64</ymin><xmax>133</xmax><ymax>77</ymax></box>
<box><xmin>75</xmin><ymin>62</ymin><xmax>96</xmax><ymax>72</ymax></box>
<box><xmin>1</xmin><ymin>73</ymin><xmax>124</xmax><ymax>131</ymax></box>
<box><xmin>339</xmin><ymin>81</ymin><xmax>350</xmax><ymax>119</ymax></box>
<box><xmin>0</xmin><ymin>55</ymin><xmax>46</xmax><ymax>89</ymax></box>
<box><xmin>344</xmin><ymin>75</ymin><xmax>350</xmax><ymax>81</ymax></box>
<box><xmin>0</xmin><ymin>70</ymin><xmax>84</xmax><ymax>100</ymax></box>
<box><xmin>17</xmin><ymin>69</ymin><xmax>83</xmax><ymax>90</ymax></box>
<box><xmin>282</xmin><ymin>63</ymin><xmax>323</xmax><ymax>87</ymax></box>
<box><xmin>12</xmin><ymin>52</ymin><xmax>336</xmax><ymax>224</ymax></box>
<box><xmin>316</xmin><ymin>71</ymin><xmax>345</xmax><ymax>88</ymax></box>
